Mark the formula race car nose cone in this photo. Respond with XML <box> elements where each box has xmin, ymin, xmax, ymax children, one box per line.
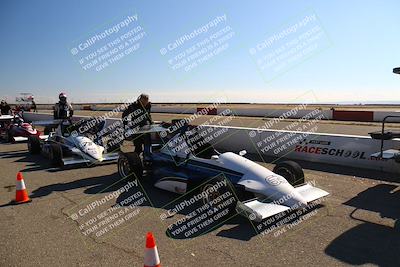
<box><xmin>74</xmin><ymin>136</ymin><xmax>104</xmax><ymax>161</ymax></box>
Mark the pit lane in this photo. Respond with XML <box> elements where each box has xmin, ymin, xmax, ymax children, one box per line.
<box><xmin>0</xmin><ymin>116</ymin><xmax>399</xmax><ymax>266</ymax></box>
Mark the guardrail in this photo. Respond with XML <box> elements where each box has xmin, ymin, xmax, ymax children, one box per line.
<box><xmin>30</xmin><ymin>104</ymin><xmax>400</xmax><ymax>122</ymax></box>
<box><xmin>22</xmin><ymin>112</ymin><xmax>400</xmax><ymax>174</ymax></box>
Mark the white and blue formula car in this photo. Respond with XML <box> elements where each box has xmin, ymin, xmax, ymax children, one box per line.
<box><xmin>27</xmin><ymin>118</ymin><xmax>120</xmax><ymax>167</ymax></box>
<box><xmin>117</xmin><ymin>122</ymin><xmax>329</xmax><ymax>222</ymax></box>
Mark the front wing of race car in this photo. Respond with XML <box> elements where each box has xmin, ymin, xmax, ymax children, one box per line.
<box><xmin>61</xmin><ymin>152</ymin><xmax>120</xmax><ymax>166</ymax></box>
<box><xmin>236</xmin><ymin>183</ymin><xmax>329</xmax><ymax>222</ymax></box>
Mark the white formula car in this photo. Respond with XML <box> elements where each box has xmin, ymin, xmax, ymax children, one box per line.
<box><xmin>27</xmin><ymin>119</ymin><xmax>119</xmax><ymax>167</ymax></box>
<box><xmin>118</xmin><ymin>122</ymin><xmax>329</xmax><ymax>222</ymax></box>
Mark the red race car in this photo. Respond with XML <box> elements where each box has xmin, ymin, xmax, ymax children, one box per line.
<box><xmin>0</xmin><ymin>115</ymin><xmax>46</xmax><ymax>143</ymax></box>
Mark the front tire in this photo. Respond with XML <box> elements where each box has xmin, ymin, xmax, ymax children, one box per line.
<box><xmin>273</xmin><ymin>161</ymin><xmax>304</xmax><ymax>186</ymax></box>
<box><xmin>4</xmin><ymin>130</ymin><xmax>14</xmax><ymax>143</ymax></box>
<box><xmin>44</xmin><ymin>126</ymin><xmax>52</xmax><ymax>135</ymax></box>
<box><xmin>48</xmin><ymin>143</ymin><xmax>63</xmax><ymax>166</ymax></box>
<box><xmin>28</xmin><ymin>135</ymin><xmax>41</xmax><ymax>154</ymax></box>
<box><xmin>118</xmin><ymin>152</ymin><xmax>143</xmax><ymax>181</ymax></box>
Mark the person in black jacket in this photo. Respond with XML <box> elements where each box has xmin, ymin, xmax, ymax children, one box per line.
<box><xmin>0</xmin><ymin>100</ymin><xmax>11</xmax><ymax>115</ymax></box>
<box><xmin>122</xmin><ymin>94</ymin><xmax>153</xmax><ymax>160</ymax></box>
<box><xmin>54</xmin><ymin>92</ymin><xmax>73</xmax><ymax>119</ymax></box>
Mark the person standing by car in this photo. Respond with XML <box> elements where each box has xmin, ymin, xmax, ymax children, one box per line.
<box><xmin>52</xmin><ymin>92</ymin><xmax>74</xmax><ymax>135</ymax></box>
<box><xmin>0</xmin><ymin>100</ymin><xmax>11</xmax><ymax>115</ymax></box>
<box><xmin>31</xmin><ymin>99</ymin><xmax>37</xmax><ymax>113</ymax></box>
<box><xmin>54</xmin><ymin>92</ymin><xmax>73</xmax><ymax>119</ymax></box>
<box><xmin>122</xmin><ymin>93</ymin><xmax>153</xmax><ymax>161</ymax></box>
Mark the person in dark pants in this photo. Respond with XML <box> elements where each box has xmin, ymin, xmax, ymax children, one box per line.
<box><xmin>0</xmin><ymin>100</ymin><xmax>11</xmax><ymax>115</ymax></box>
<box><xmin>54</xmin><ymin>92</ymin><xmax>73</xmax><ymax>119</ymax></box>
<box><xmin>31</xmin><ymin>100</ymin><xmax>37</xmax><ymax>112</ymax></box>
<box><xmin>122</xmin><ymin>94</ymin><xmax>153</xmax><ymax>161</ymax></box>
<box><xmin>52</xmin><ymin>92</ymin><xmax>74</xmax><ymax>135</ymax></box>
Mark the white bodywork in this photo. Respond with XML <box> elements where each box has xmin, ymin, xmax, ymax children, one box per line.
<box><xmin>38</xmin><ymin>120</ymin><xmax>119</xmax><ymax>166</ymax></box>
<box><xmin>154</xmin><ymin>129</ymin><xmax>330</xmax><ymax>222</ymax></box>
<box><xmin>0</xmin><ymin>115</ymin><xmax>14</xmax><ymax>120</ymax></box>
<box><xmin>13</xmin><ymin>135</ymin><xmax>48</xmax><ymax>142</ymax></box>
<box><xmin>203</xmin><ymin>152</ymin><xmax>328</xmax><ymax>222</ymax></box>
<box><xmin>71</xmin><ymin>135</ymin><xmax>105</xmax><ymax>161</ymax></box>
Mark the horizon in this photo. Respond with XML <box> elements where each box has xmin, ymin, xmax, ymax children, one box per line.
<box><xmin>1</xmin><ymin>1</ymin><xmax>399</xmax><ymax>103</ymax></box>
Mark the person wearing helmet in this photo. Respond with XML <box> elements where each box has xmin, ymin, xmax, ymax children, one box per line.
<box><xmin>54</xmin><ymin>93</ymin><xmax>73</xmax><ymax>119</ymax></box>
<box><xmin>122</xmin><ymin>93</ymin><xmax>153</xmax><ymax>161</ymax></box>
<box><xmin>0</xmin><ymin>100</ymin><xmax>11</xmax><ymax>115</ymax></box>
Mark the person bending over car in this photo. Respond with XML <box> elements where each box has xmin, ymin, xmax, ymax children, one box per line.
<box><xmin>122</xmin><ymin>93</ymin><xmax>153</xmax><ymax>161</ymax></box>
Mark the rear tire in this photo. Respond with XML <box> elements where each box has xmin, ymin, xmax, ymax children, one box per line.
<box><xmin>28</xmin><ymin>135</ymin><xmax>41</xmax><ymax>154</ymax></box>
<box><xmin>273</xmin><ymin>161</ymin><xmax>304</xmax><ymax>186</ymax></box>
<box><xmin>118</xmin><ymin>152</ymin><xmax>143</xmax><ymax>181</ymax></box>
<box><xmin>48</xmin><ymin>143</ymin><xmax>63</xmax><ymax>166</ymax></box>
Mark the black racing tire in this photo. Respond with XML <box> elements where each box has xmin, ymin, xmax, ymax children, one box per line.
<box><xmin>44</xmin><ymin>126</ymin><xmax>52</xmax><ymax>135</ymax></box>
<box><xmin>48</xmin><ymin>143</ymin><xmax>63</xmax><ymax>166</ymax></box>
<box><xmin>28</xmin><ymin>135</ymin><xmax>41</xmax><ymax>154</ymax></box>
<box><xmin>199</xmin><ymin>176</ymin><xmax>238</xmax><ymax>216</ymax></box>
<box><xmin>7</xmin><ymin>131</ymin><xmax>15</xmax><ymax>143</ymax></box>
<box><xmin>4</xmin><ymin>130</ymin><xmax>13</xmax><ymax>143</ymax></box>
<box><xmin>273</xmin><ymin>161</ymin><xmax>304</xmax><ymax>186</ymax></box>
<box><xmin>118</xmin><ymin>152</ymin><xmax>143</xmax><ymax>181</ymax></box>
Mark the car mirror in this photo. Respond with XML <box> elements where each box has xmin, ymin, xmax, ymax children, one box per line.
<box><xmin>239</xmin><ymin>150</ymin><xmax>247</xmax><ymax>157</ymax></box>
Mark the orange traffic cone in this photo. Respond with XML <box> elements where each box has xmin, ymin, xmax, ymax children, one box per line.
<box><xmin>14</xmin><ymin>172</ymin><xmax>31</xmax><ymax>204</ymax></box>
<box><xmin>144</xmin><ymin>232</ymin><xmax>161</xmax><ymax>267</ymax></box>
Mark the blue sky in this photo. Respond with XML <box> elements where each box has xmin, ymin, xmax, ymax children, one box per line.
<box><xmin>0</xmin><ymin>0</ymin><xmax>399</xmax><ymax>103</ymax></box>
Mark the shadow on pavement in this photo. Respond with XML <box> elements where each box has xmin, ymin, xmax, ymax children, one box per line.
<box><xmin>325</xmin><ymin>184</ymin><xmax>400</xmax><ymax>267</ymax></box>
<box><xmin>30</xmin><ymin>173</ymin><xmax>125</xmax><ymax>199</ymax></box>
<box><xmin>115</xmin><ymin>175</ymin><xmax>325</xmax><ymax>241</ymax></box>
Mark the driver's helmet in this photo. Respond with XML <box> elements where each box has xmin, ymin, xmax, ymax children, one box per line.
<box><xmin>59</xmin><ymin>92</ymin><xmax>67</xmax><ymax>103</ymax></box>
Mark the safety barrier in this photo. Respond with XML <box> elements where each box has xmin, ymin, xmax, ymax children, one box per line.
<box><xmin>22</xmin><ymin>112</ymin><xmax>400</xmax><ymax>174</ymax></box>
<box><xmin>32</xmin><ymin>104</ymin><xmax>400</xmax><ymax>122</ymax></box>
